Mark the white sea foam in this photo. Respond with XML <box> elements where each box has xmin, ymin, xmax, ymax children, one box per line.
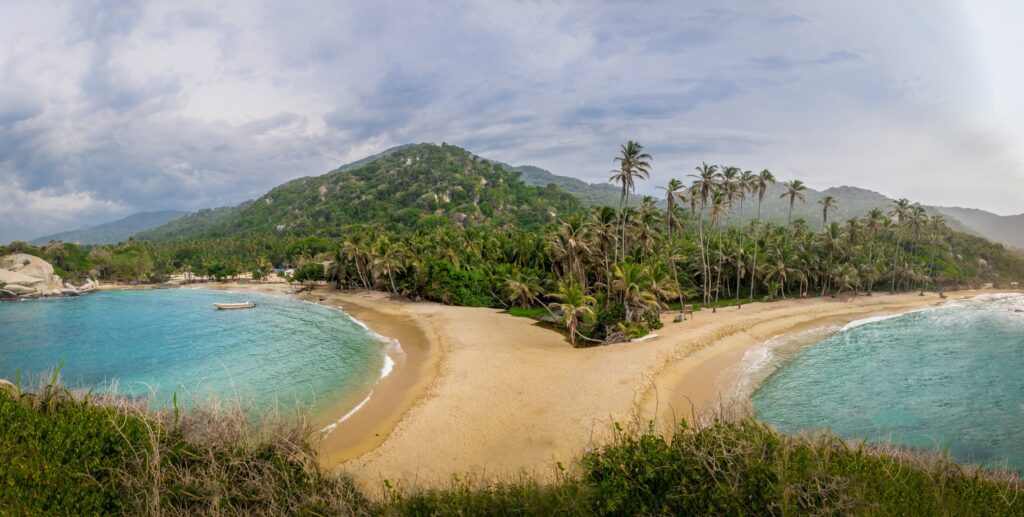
<box><xmin>840</xmin><ymin>312</ymin><xmax>912</xmax><ymax>331</ymax></box>
<box><xmin>732</xmin><ymin>326</ymin><xmax>839</xmax><ymax>401</ymax></box>
<box><xmin>320</xmin><ymin>391</ymin><xmax>374</xmax><ymax>433</ymax></box>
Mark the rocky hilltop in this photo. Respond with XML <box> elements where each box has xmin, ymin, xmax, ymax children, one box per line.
<box><xmin>0</xmin><ymin>254</ymin><xmax>95</xmax><ymax>300</ymax></box>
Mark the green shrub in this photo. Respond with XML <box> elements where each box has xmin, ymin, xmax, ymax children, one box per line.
<box><xmin>0</xmin><ymin>390</ymin><xmax>149</xmax><ymax>514</ymax></box>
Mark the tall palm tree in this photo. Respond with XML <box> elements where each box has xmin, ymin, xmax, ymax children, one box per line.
<box><xmin>657</xmin><ymin>178</ymin><xmax>687</xmax><ymax>317</ymax></box>
<box><xmin>738</xmin><ymin>169</ymin><xmax>756</xmax><ymax>220</ymax></box>
<box><xmin>610</xmin><ymin>141</ymin><xmax>652</xmax><ymax>259</ymax></box>
<box><xmin>926</xmin><ymin>214</ymin><xmax>947</xmax><ymax>290</ymax></box>
<box><xmin>749</xmin><ymin>169</ymin><xmax>776</xmax><ymax>300</ymax></box>
<box><xmin>780</xmin><ymin>180</ymin><xmax>808</xmax><ymax>227</ymax></box>
<box><xmin>889</xmin><ymin>198</ymin><xmax>912</xmax><ymax>292</ymax></box>
<box><xmin>656</xmin><ymin>178</ymin><xmax>684</xmax><ymax>236</ymax></box>
<box><xmin>708</xmin><ymin>189</ymin><xmax>730</xmax><ymax>311</ymax></box>
<box><xmin>689</xmin><ymin>163</ymin><xmax>718</xmax><ymax>304</ymax></box>
<box><xmin>818</xmin><ymin>195</ymin><xmax>838</xmax><ymax>228</ymax></box>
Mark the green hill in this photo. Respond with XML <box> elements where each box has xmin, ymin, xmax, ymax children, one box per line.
<box><xmin>139</xmin><ymin>143</ymin><xmax>580</xmax><ymax>241</ymax></box>
<box><xmin>30</xmin><ymin>210</ymin><xmax>188</xmax><ymax>245</ymax></box>
<box><xmin>134</xmin><ymin>205</ymin><xmax>249</xmax><ymax>242</ymax></box>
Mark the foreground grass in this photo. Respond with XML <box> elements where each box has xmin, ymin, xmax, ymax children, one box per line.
<box><xmin>0</xmin><ymin>381</ymin><xmax>369</xmax><ymax>515</ymax></box>
<box><xmin>2</xmin><ymin>380</ymin><xmax>1022</xmax><ymax>515</ymax></box>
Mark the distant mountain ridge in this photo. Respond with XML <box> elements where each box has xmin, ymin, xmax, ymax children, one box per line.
<box><xmin>511</xmin><ymin>165</ymin><xmax>623</xmax><ymax>207</ymax></box>
<box><xmin>30</xmin><ymin>210</ymin><xmax>188</xmax><ymax>245</ymax></box>
<box><xmin>134</xmin><ymin>143</ymin><xmax>1022</xmax><ymax>251</ymax></box>
<box><xmin>933</xmin><ymin>207</ymin><xmax>1024</xmax><ymax>250</ymax></box>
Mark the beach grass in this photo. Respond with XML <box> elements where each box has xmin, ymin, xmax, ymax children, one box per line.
<box><xmin>0</xmin><ymin>376</ymin><xmax>370</xmax><ymax>516</ymax></box>
<box><xmin>3</xmin><ymin>375</ymin><xmax>1022</xmax><ymax>515</ymax></box>
<box><xmin>506</xmin><ymin>306</ymin><xmax>549</xmax><ymax>319</ymax></box>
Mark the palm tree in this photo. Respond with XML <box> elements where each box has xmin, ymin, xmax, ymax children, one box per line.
<box><xmin>609</xmin><ymin>140</ymin><xmax>652</xmax><ymax>259</ymax></box>
<box><xmin>780</xmin><ymin>180</ymin><xmax>808</xmax><ymax>228</ymax></box>
<box><xmin>926</xmin><ymin>215</ymin><xmax>946</xmax><ymax>290</ymax></box>
<box><xmin>889</xmin><ymin>198</ymin><xmax>912</xmax><ymax>292</ymax></box>
<box><xmin>504</xmin><ymin>272</ymin><xmax>542</xmax><ymax>309</ymax></box>
<box><xmin>657</xmin><ymin>178</ymin><xmax>684</xmax><ymax>236</ymax></box>
<box><xmin>548</xmin><ymin>281</ymin><xmax>596</xmax><ymax>347</ymax></box>
<box><xmin>613</xmin><ymin>262</ymin><xmax>661</xmax><ymax>324</ymax></box>
<box><xmin>689</xmin><ymin>163</ymin><xmax>718</xmax><ymax>304</ymax></box>
<box><xmin>256</xmin><ymin>257</ymin><xmax>273</xmax><ymax>283</ymax></box>
<box><xmin>708</xmin><ymin>189</ymin><xmax>730</xmax><ymax>311</ymax></box>
<box><xmin>371</xmin><ymin>241</ymin><xmax>407</xmax><ymax>294</ymax></box>
<box><xmin>738</xmin><ymin>169</ymin><xmax>756</xmax><ymax>220</ymax></box>
<box><xmin>342</xmin><ymin>240</ymin><xmax>371</xmax><ymax>288</ymax></box>
<box><xmin>748</xmin><ymin>169</ymin><xmax>775</xmax><ymax>300</ymax></box>
<box><xmin>818</xmin><ymin>195</ymin><xmax>838</xmax><ymax>227</ymax></box>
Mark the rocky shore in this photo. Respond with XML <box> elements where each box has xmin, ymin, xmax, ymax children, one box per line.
<box><xmin>0</xmin><ymin>253</ymin><xmax>96</xmax><ymax>300</ymax></box>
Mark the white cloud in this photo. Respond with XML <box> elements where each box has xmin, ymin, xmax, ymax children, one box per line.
<box><xmin>0</xmin><ymin>0</ymin><xmax>1022</xmax><ymax>242</ymax></box>
<box><xmin>0</xmin><ymin>172</ymin><xmax>125</xmax><ymax>239</ymax></box>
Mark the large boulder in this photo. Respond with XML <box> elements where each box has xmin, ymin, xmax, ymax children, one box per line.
<box><xmin>0</xmin><ymin>253</ymin><xmax>65</xmax><ymax>297</ymax></box>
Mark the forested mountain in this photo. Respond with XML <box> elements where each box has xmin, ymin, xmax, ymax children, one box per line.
<box><xmin>29</xmin><ymin>210</ymin><xmax>188</xmax><ymax>245</ymax></box>
<box><xmin>933</xmin><ymin>207</ymin><xmax>1024</xmax><ymax>250</ymax></box>
<box><xmin>139</xmin><ymin>143</ymin><xmax>580</xmax><ymax>240</ymax></box>
<box><xmin>134</xmin><ymin>205</ymin><xmax>249</xmax><ymax>242</ymax></box>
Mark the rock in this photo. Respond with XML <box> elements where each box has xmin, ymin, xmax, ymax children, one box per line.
<box><xmin>1</xmin><ymin>253</ymin><xmax>54</xmax><ymax>281</ymax></box>
<box><xmin>3</xmin><ymin>284</ymin><xmax>36</xmax><ymax>295</ymax></box>
<box><xmin>0</xmin><ymin>289</ymin><xmax>17</xmax><ymax>299</ymax></box>
<box><xmin>0</xmin><ymin>269</ymin><xmax>39</xmax><ymax>288</ymax></box>
<box><xmin>0</xmin><ymin>253</ymin><xmax>66</xmax><ymax>297</ymax></box>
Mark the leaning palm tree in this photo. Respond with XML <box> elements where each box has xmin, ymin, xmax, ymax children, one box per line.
<box><xmin>780</xmin><ymin>179</ymin><xmax>808</xmax><ymax>227</ymax></box>
<box><xmin>548</xmin><ymin>281</ymin><xmax>597</xmax><ymax>347</ymax></box>
<box><xmin>748</xmin><ymin>169</ymin><xmax>775</xmax><ymax>300</ymax></box>
<box><xmin>818</xmin><ymin>195</ymin><xmax>838</xmax><ymax>228</ymax></box>
<box><xmin>609</xmin><ymin>141</ymin><xmax>652</xmax><ymax>259</ymax></box>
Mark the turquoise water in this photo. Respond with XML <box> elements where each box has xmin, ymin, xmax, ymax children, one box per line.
<box><xmin>753</xmin><ymin>295</ymin><xmax>1024</xmax><ymax>470</ymax></box>
<box><xmin>0</xmin><ymin>289</ymin><xmax>388</xmax><ymax>416</ymax></box>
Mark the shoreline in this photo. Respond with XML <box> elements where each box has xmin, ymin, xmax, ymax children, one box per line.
<box><xmin>639</xmin><ymin>290</ymin><xmax>1013</xmax><ymax>430</ymax></box>
<box><xmin>191</xmin><ymin>283</ymin><xmax>442</xmax><ymax>467</ymax></box>
<box><xmin>94</xmin><ymin>281</ymin><xmax>1020</xmax><ymax>490</ymax></box>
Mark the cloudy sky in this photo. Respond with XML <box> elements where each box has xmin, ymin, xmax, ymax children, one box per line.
<box><xmin>2</xmin><ymin>0</ymin><xmax>1022</xmax><ymax>242</ymax></box>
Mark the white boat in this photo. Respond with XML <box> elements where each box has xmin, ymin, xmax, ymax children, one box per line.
<box><xmin>214</xmin><ymin>302</ymin><xmax>256</xmax><ymax>310</ymax></box>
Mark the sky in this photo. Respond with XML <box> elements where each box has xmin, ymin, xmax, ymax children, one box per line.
<box><xmin>1</xmin><ymin>0</ymin><xmax>1022</xmax><ymax>242</ymax></box>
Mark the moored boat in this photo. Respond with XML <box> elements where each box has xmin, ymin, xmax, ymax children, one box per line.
<box><xmin>214</xmin><ymin>302</ymin><xmax>256</xmax><ymax>310</ymax></box>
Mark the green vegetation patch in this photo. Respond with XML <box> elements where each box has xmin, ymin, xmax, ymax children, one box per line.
<box><xmin>0</xmin><ymin>388</ymin><xmax>149</xmax><ymax>514</ymax></box>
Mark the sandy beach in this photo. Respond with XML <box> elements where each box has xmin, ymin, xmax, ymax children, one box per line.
<box><xmin>190</xmin><ymin>281</ymin><xmax>1012</xmax><ymax>494</ymax></box>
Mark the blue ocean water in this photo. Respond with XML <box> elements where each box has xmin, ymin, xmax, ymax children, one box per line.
<box><xmin>0</xmin><ymin>289</ymin><xmax>387</xmax><ymax>416</ymax></box>
<box><xmin>752</xmin><ymin>294</ymin><xmax>1024</xmax><ymax>470</ymax></box>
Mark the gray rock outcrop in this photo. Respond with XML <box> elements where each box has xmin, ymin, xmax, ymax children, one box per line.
<box><xmin>0</xmin><ymin>253</ymin><xmax>96</xmax><ymax>300</ymax></box>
